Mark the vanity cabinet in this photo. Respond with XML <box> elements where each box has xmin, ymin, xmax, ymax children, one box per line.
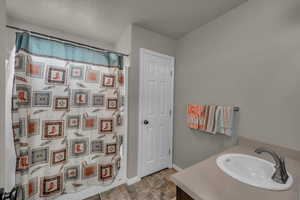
<box><xmin>176</xmin><ymin>186</ymin><xmax>194</xmax><ymax>200</ymax></box>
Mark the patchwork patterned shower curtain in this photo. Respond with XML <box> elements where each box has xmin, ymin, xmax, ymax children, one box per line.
<box><xmin>12</xmin><ymin>33</ymin><xmax>125</xmax><ymax>199</ymax></box>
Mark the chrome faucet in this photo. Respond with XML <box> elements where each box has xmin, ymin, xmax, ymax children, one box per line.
<box><xmin>254</xmin><ymin>147</ymin><xmax>289</xmax><ymax>184</ymax></box>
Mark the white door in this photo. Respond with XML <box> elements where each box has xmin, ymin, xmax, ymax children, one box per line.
<box><xmin>138</xmin><ymin>48</ymin><xmax>174</xmax><ymax>178</ymax></box>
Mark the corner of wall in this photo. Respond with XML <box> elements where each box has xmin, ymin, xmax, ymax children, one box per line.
<box><xmin>114</xmin><ymin>24</ymin><xmax>132</xmax><ymax>55</ymax></box>
<box><xmin>126</xmin><ymin>24</ymin><xmax>177</xmax><ymax>179</ymax></box>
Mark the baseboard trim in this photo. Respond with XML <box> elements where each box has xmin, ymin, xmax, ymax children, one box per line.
<box><xmin>172</xmin><ymin>164</ymin><xmax>183</xmax><ymax>172</ymax></box>
<box><xmin>127</xmin><ymin>176</ymin><xmax>141</xmax><ymax>185</ymax></box>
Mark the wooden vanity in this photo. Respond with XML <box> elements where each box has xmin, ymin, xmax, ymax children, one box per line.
<box><xmin>176</xmin><ymin>186</ymin><xmax>194</xmax><ymax>200</ymax></box>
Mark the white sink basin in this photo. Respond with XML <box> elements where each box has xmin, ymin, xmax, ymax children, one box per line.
<box><xmin>216</xmin><ymin>153</ymin><xmax>293</xmax><ymax>190</ymax></box>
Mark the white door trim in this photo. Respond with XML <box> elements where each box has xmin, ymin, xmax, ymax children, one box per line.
<box><xmin>137</xmin><ymin>48</ymin><xmax>175</xmax><ymax>178</ymax></box>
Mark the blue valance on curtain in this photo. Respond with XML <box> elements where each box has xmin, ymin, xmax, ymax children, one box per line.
<box><xmin>16</xmin><ymin>32</ymin><xmax>123</xmax><ymax>68</ymax></box>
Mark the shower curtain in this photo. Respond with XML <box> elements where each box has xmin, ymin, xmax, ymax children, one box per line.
<box><xmin>12</xmin><ymin>33</ymin><xmax>125</xmax><ymax>200</ymax></box>
<box><xmin>5</xmin><ymin>46</ymin><xmax>17</xmax><ymax>192</ymax></box>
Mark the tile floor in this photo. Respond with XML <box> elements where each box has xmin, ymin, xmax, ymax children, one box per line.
<box><xmin>84</xmin><ymin>168</ymin><xmax>177</xmax><ymax>200</ymax></box>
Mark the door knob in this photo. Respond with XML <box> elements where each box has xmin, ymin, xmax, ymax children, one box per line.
<box><xmin>144</xmin><ymin>120</ymin><xmax>149</xmax><ymax>125</ymax></box>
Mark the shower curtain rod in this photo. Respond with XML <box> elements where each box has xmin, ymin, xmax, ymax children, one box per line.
<box><xmin>6</xmin><ymin>25</ymin><xmax>129</xmax><ymax>57</ymax></box>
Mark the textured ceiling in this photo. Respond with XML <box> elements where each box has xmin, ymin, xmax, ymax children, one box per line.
<box><xmin>6</xmin><ymin>0</ymin><xmax>247</xmax><ymax>43</ymax></box>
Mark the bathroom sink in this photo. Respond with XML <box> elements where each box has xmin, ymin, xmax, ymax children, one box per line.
<box><xmin>216</xmin><ymin>153</ymin><xmax>293</xmax><ymax>190</ymax></box>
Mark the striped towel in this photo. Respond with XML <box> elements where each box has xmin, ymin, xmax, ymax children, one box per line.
<box><xmin>187</xmin><ymin>104</ymin><xmax>235</xmax><ymax>136</ymax></box>
<box><xmin>187</xmin><ymin>104</ymin><xmax>201</xmax><ymax>129</ymax></box>
<box><xmin>205</xmin><ymin>105</ymin><xmax>217</xmax><ymax>134</ymax></box>
<box><xmin>198</xmin><ymin>105</ymin><xmax>207</xmax><ymax>131</ymax></box>
<box><xmin>190</xmin><ymin>105</ymin><xmax>216</xmax><ymax>132</ymax></box>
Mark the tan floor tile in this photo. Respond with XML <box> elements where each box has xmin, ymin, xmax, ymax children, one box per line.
<box><xmin>88</xmin><ymin>168</ymin><xmax>178</xmax><ymax>200</ymax></box>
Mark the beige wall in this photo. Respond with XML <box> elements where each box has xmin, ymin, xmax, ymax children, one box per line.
<box><xmin>114</xmin><ymin>25</ymin><xmax>132</xmax><ymax>179</ymax></box>
<box><xmin>0</xmin><ymin>0</ymin><xmax>7</xmax><ymax>188</ymax></box>
<box><xmin>115</xmin><ymin>25</ymin><xmax>132</xmax><ymax>55</ymax></box>
<box><xmin>127</xmin><ymin>25</ymin><xmax>177</xmax><ymax>178</ymax></box>
<box><xmin>112</xmin><ymin>24</ymin><xmax>177</xmax><ymax>178</ymax></box>
<box><xmin>174</xmin><ymin>0</ymin><xmax>300</xmax><ymax>169</ymax></box>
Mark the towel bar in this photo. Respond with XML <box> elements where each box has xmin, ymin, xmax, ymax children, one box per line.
<box><xmin>233</xmin><ymin>107</ymin><xmax>240</xmax><ymax>112</ymax></box>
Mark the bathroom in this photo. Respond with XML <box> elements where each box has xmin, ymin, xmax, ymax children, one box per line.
<box><xmin>0</xmin><ymin>0</ymin><xmax>300</xmax><ymax>199</ymax></box>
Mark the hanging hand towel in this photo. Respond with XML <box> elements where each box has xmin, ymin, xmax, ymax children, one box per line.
<box><xmin>198</xmin><ymin>105</ymin><xmax>207</xmax><ymax>131</ymax></box>
<box><xmin>214</xmin><ymin>106</ymin><xmax>234</xmax><ymax>136</ymax></box>
<box><xmin>223</xmin><ymin>106</ymin><xmax>234</xmax><ymax>136</ymax></box>
<box><xmin>205</xmin><ymin>105</ymin><xmax>217</xmax><ymax>134</ymax></box>
<box><xmin>187</xmin><ymin>104</ymin><xmax>201</xmax><ymax>129</ymax></box>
